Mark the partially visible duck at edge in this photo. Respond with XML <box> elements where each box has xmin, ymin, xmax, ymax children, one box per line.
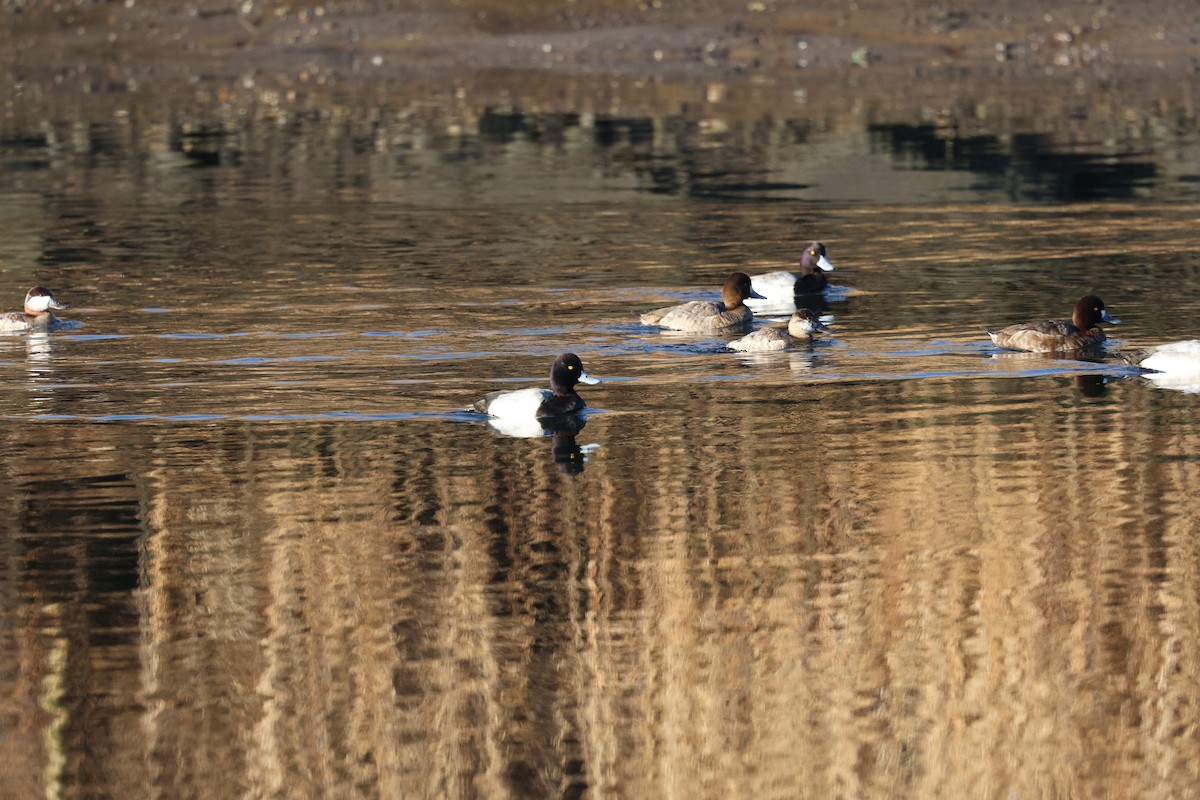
<box><xmin>747</xmin><ymin>242</ymin><xmax>837</xmax><ymax>305</ymax></box>
<box><xmin>0</xmin><ymin>286</ymin><xmax>70</xmax><ymax>333</ymax></box>
<box><xmin>472</xmin><ymin>353</ymin><xmax>600</xmax><ymax>420</ymax></box>
<box><xmin>1121</xmin><ymin>340</ymin><xmax>1200</xmax><ymax>374</ymax></box>
<box><xmin>988</xmin><ymin>295</ymin><xmax>1120</xmax><ymax>353</ymax></box>
<box><xmin>727</xmin><ymin>309</ymin><xmax>831</xmax><ymax>352</ymax></box>
<box><xmin>640</xmin><ymin>272</ymin><xmax>764</xmax><ymax>333</ymax></box>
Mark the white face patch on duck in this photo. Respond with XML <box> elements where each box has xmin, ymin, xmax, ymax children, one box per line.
<box><xmin>25</xmin><ymin>293</ymin><xmax>63</xmax><ymax>313</ymax></box>
<box><xmin>788</xmin><ymin>310</ymin><xmax>831</xmax><ymax>336</ymax></box>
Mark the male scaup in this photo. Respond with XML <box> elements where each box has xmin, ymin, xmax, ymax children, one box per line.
<box><xmin>988</xmin><ymin>295</ymin><xmax>1120</xmax><ymax>353</ymax></box>
<box><xmin>747</xmin><ymin>242</ymin><xmax>837</xmax><ymax>306</ymax></box>
<box><xmin>639</xmin><ymin>272</ymin><xmax>764</xmax><ymax>332</ymax></box>
<box><xmin>472</xmin><ymin>353</ymin><xmax>599</xmax><ymax>420</ymax></box>
<box><xmin>727</xmin><ymin>309</ymin><xmax>831</xmax><ymax>352</ymax></box>
<box><xmin>0</xmin><ymin>287</ymin><xmax>69</xmax><ymax>332</ymax></box>
<box><xmin>1121</xmin><ymin>340</ymin><xmax>1200</xmax><ymax>374</ymax></box>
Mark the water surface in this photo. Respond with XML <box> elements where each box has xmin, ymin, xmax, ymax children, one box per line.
<box><xmin>1</xmin><ymin>101</ymin><xmax>1200</xmax><ymax>799</ymax></box>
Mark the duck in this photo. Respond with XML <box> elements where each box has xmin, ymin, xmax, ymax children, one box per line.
<box><xmin>1120</xmin><ymin>340</ymin><xmax>1200</xmax><ymax>374</ymax></box>
<box><xmin>640</xmin><ymin>272</ymin><xmax>764</xmax><ymax>332</ymax></box>
<box><xmin>0</xmin><ymin>286</ymin><xmax>70</xmax><ymax>333</ymax></box>
<box><xmin>747</xmin><ymin>242</ymin><xmax>837</xmax><ymax>306</ymax></box>
<box><xmin>727</xmin><ymin>309</ymin><xmax>831</xmax><ymax>352</ymax></box>
<box><xmin>987</xmin><ymin>295</ymin><xmax>1120</xmax><ymax>353</ymax></box>
<box><xmin>472</xmin><ymin>353</ymin><xmax>599</xmax><ymax>421</ymax></box>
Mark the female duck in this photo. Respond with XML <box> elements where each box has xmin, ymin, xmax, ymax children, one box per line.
<box><xmin>747</xmin><ymin>242</ymin><xmax>837</xmax><ymax>305</ymax></box>
<box><xmin>727</xmin><ymin>309</ymin><xmax>831</xmax><ymax>352</ymax></box>
<box><xmin>472</xmin><ymin>353</ymin><xmax>600</xmax><ymax>420</ymax></box>
<box><xmin>988</xmin><ymin>295</ymin><xmax>1120</xmax><ymax>353</ymax></box>
<box><xmin>640</xmin><ymin>272</ymin><xmax>764</xmax><ymax>333</ymax></box>
<box><xmin>1121</xmin><ymin>340</ymin><xmax>1200</xmax><ymax>374</ymax></box>
<box><xmin>0</xmin><ymin>286</ymin><xmax>69</xmax><ymax>332</ymax></box>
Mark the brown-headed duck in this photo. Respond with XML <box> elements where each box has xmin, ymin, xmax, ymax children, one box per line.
<box><xmin>640</xmin><ymin>272</ymin><xmax>764</xmax><ymax>332</ymax></box>
<box><xmin>0</xmin><ymin>287</ymin><xmax>70</xmax><ymax>332</ymax></box>
<box><xmin>727</xmin><ymin>309</ymin><xmax>831</xmax><ymax>352</ymax></box>
<box><xmin>988</xmin><ymin>295</ymin><xmax>1120</xmax><ymax>353</ymax></box>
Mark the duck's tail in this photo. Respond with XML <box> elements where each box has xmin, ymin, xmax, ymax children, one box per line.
<box><xmin>1118</xmin><ymin>348</ymin><xmax>1151</xmax><ymax>367</ymax></box>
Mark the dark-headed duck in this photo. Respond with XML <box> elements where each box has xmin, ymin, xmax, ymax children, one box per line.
<box><xmin>640</xmin><ymin>272</ymin><xmax>764</xmax><ymax>332</ymax></box>
<box><xmin>748</xmin><ymin>242</ymin><xmax>837</xmax><ymax>305</ymax></box>
<box><xmin>472</xmin><ymin>353</ymin><xmax>600</xmax><ymax>420</ymax></box>
<box><xmin>988</xmin><ymin>295</ymin><xmax>1120</xmax><ymax>353</ymax></box>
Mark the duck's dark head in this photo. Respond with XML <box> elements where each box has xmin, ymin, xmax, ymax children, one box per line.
<box><xmin>549</xmin><ymin>353</ymin><xmax>600</xmax><ymax>395</ymax></box>
<box><xmin>797</xmin><ymin>242</ymin><xmax>836</xmax><ymax>276</ymax></box>
<box><xmin>1073</xmin><ymin>295</ymin><xmax>1120</xmax><ymax>331</ymax></box>
<box><xmin>723</xmin><ymin>272</ymin><xmax>765</xmax><ymax>309</ymax></box>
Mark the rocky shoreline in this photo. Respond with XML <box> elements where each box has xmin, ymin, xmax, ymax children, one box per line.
<box><xmin>4</xmin><ymin>1</ymin><xmax>1198</xmax><ymax>123</ymax></box>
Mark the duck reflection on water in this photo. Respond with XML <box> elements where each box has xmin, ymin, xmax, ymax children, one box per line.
<box><xmin>484</xmin><ymin>413</ymin><xmax>596</xmax><ymax>475</ymax></box>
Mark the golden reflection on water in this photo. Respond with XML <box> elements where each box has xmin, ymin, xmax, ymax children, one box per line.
<box><xmin>2</xmin><ymin>91</ymin><xmax>1200</xmax><ymax>797</ymax></box>
<box><xmin>1</xmin><ymin>373</ymin><xmax>1199</xmax><ymax>798</ymax></box>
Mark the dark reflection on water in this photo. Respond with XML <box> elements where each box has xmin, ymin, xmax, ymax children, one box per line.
<box><xmin>1</xmin><ymin>104</ymin><xmax>1193</xmax><ymax>207</ymax></box>
<box><xmin>1</xmin><ymin>84</ymin><xmax>1200</xmax><ymax>799</ymax></box>
<box><xmin>869</xmin><ymin>123</ymin><xmax>1159</xmax><ymax>200</ymax></box>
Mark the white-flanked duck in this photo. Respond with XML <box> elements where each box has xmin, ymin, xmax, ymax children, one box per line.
<box><xmin>1122</xmin><ymin>340</ymin><xmax>1200</xmax><ymax>374</ymax></box>
<box><xmin>472</xmin><ymin>353</ymin><xmax>600</xmax><ymax>421</ymax></box>
<box><xmin>747</xmin><ymin>242</ymin><xmax>837</xmax><ymax>307</ymax></box>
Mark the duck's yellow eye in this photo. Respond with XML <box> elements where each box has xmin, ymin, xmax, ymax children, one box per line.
<box><xmin>568</xmin><ymin>365</ymin><xmax>575</xmax><ymax>370</ymax></box>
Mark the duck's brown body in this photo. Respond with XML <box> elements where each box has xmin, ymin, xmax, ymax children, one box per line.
<box><xmin>727</xmin><ymin>310</ymin><xmax>831</xmax><ymax>352</ymax></box>
<box><xmin>641</xmin><ymin>272</ymin><xmax>763</xmax><ymax>332</ymax></box>
<box><xmin>988</xmin><ymin>295</ymin><xmax>1118</xmax><ymax>353</ymax></box>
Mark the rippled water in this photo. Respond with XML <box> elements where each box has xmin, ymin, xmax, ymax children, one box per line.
<box><xmin>2</xmin><ymin>102</ymin><xmax>1200</xmax><ymax>798</ymax></box>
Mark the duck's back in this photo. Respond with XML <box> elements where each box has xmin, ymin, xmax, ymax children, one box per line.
<box><xmin>640</xmin><ymin>300</ymin><xmax>721</xmax><ymax>327</ymax></box>
<box><xmin>1157</xmin><ymin>339</ymin><xmax>1200</xmax><ymax>352</ymax></box>
<box><xmin>728</xmin><ymin>327</ymin><xmax>790</xmax><ymax>352</ymax></box>
<box><xmin>988</xmin><ymin>319</ymin><xmax>1102</xmax><ymax>353</ymax></box>
<box><xmin>641</xmin><ymin>300</ymin><xmax>752</xmax><ymax>332</ymax></box>
<box><xmin>0</xmin><ymin>312</ymin><xmax>33</xmax><ymax>332</ymax></box>
<box><xmin>1126</xmin><ymin>340</ymin><xmax>1200</xmax><ymax>373</ymax></box>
